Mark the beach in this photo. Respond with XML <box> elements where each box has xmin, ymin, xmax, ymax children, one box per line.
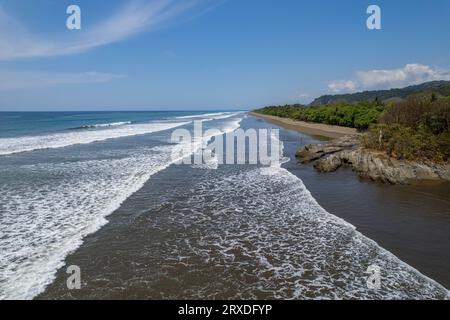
<box><xmin>249</xmin><ymin>112</ymin><xmax>358</xmax><ymax>139</ymax></box>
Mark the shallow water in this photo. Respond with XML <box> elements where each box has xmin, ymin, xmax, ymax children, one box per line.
<box><xmin>0</xmin><ymin>112</ymin><xmax>448</xmax><ymax>299</ymax></box>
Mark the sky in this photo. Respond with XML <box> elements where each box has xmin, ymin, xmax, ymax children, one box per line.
<box><xmin>0</xmin><ymin>0</ymin><xmax>449</xmax><ymax>111</ymax></box>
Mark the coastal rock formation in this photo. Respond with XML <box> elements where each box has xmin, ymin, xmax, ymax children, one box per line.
<box><xmin>295</xmin><ymin>136</ymin><xmax>358</xmax><ymax>164</ymax></box>
<box><xmin>296</xmin><ymin>137</ymin><xmax>450</xmax><ymax>184</ymax></box>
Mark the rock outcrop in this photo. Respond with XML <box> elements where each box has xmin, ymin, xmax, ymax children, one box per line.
<box><xmin>295</xmin><ymin>136</ymin><xmax>358</xmax><ymax>164</ymax></box>
<box><xmin>296</xmin><ymin>137</ymin><xmax>450</xmax><ymax>184</ymax></box>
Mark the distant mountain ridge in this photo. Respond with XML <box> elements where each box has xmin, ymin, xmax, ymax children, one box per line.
<box><xmin>310</xmin><ymin>81</ymin><xmax>450</xmax><ymax>106</ymax></box>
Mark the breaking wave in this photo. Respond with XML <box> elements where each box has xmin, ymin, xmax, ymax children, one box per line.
<box><xmin>0</xmin><ymin>117</ymin><xmax>243</xmax><ymax>300</ymax></box>
<box><xmin>0</xmin><ymin>121</ymin><xmax>190</xmax><ymax>156</ymax></box>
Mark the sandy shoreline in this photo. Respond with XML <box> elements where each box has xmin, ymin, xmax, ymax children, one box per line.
<box><xmin>249</xmin><ymin>112</ymin><xmax>358</xmax><ymax>139</ymax></box>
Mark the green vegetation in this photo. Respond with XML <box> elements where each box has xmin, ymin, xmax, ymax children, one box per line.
<box><xmin>255</xmin><ymin>102</ymin><xmax>384</xmax><ymax>130</ymax></box>
<box><xmin>362</xmin><ymin>96</ymin><xmax>450</xmax><ymax>162</ymax></box>
<box><xmin>254</xmin><ymin>82</ymin><xmax>450</xmax><ymax>163</ymax></box>
<box><xmin>310</xmin><ymin>80</ymin><xmax>450</xmax><ymax>105</ymax></box>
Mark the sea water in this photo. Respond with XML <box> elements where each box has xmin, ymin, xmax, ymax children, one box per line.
<box><xmin>0</xmin><ymin>111</ymin><xmax>448</xmax><ymax>299</ymax></box>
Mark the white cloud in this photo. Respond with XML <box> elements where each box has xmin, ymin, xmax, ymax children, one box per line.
<box><xmin>328</xmin><ymin>80</ymin><xmax>356</xmax><ymax>93</ymax></box>
<box><xmin>0</xmin><ymin>71</ymin><xmax>123</xmax><ymax>90</ymax></box>
<box><xmin>328</xmin><ymin>64</ymin><xmax>450</xmax><ymax>93</ymax></box>
<box><xmin>0</xmin><ymin>0</ymin><xmax>214</xmax><ymax>60</ymax></box>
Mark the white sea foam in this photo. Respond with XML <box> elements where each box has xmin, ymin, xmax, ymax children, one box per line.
<box><xmin>271</xmin><ymin>138</ymin><xmax>448</xmax><ymax>297</ymax></box>
<box><xmin>74</xmin><ymin>121</ymin><xmax>132</xmax><ymax>129</ymax></box>
<box><xmin>0</xmin><ymin>117</ymin><xmax>243</xmax><ymax>300</ymax></box>
<box><xmin>1</xmin><ymin>115</ymin><xmax>448</xmax><ymax>300</ymax></box>
<box><xmin>176</xmin><ymin>112</ymin><xmax>241</xmax><ymax>120</ymax></box>
<box><xmin>190</xmin><ymin>118</ymin><xmax>243</xmax><ymax>170</ymax></box>
<box><xmin>172</xmin><ymin>168</ymin><xmax>449</xmax><ymax>299</ymax></box>
<box><xmin>0</xmin><ymin>121</ymin><xmax>190</xmax><ymax>156</ymax></box>
<box><xmin>260</xmin><ymin>167</ymin><xmax>449</xmax><ymax>298</ymax></box>
<box><xmin>257</xmin><ymin>140</ymin><xmax>449</xmax><ymax>298</ymax></box>
<box><xmin>154</xmin><ymin>136</ymin><xmax>449</xmax><ymax>299</ymax></box>
<box><xmin>175</xmin><ymin>112</ymin><xmax>228</xmax><ymax>119</ymax></box>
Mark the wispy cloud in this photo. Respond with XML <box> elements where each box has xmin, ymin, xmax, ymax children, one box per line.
<box><xmin>0</xmin><ymin>71</ymin><xmax>123</xmax><ymax>90</ymax></box>
<box><xmin>328</xmin><ymin>64</ymin><xmax>450</xmax><ymax>93</ymax></box>
<box><xmin>0</xmin><ymin>0</ymin><xmax>216</xmax><ymax>60</ymax></box>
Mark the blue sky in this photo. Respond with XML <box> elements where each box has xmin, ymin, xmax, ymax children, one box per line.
<box><xmin>0</xmin><ymin>0</ymin><xmax>449</xmax><ymax>111</ymax></box>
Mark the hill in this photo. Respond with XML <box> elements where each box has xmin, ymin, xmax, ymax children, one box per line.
<box><xmin>310</xmin><ymin>81</ymin><xmax>450</xmax><ymax>106</ymax></box>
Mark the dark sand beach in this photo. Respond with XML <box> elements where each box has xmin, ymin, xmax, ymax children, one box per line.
<box><xmin>249</xmin><ymin>112</ymin><xmax>358</xmax><ymax>138</ymax></box>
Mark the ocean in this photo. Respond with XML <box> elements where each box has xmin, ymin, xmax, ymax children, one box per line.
<box><xmin>0</xmin><ymin>111</ymin><xmax>448</xmax><ymax>300</ymax></box>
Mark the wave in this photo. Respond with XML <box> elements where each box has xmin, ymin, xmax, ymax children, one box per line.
<box><xmin>0</xmin><ymin>117</ymin><xmax>243</xmax><ymax>300</ymax></box>
<box><xmin>70</xmin><ymin>121</ymin><xmax>132</xmax><ymax>130</ymax></box>
<box><xmin>189</xmin><ymin>118</ymin><xmax>243</xmax><ymax>170</ymax></box>
<box><xmin>175</xmin><ymin>112</ymin><xmax>240</xmax><ymax>119</ymax></box>
<box><xmin>0</xmin><ymin>121</ymin><xmax>190</xmax><ymax>156</ymax></box>
<box><xmin>268</xmin><ymin>167</ymin><xmax>449</xmax><ymax>298</ymax></box>
<box><xmin>2</xmin><ymin>115</ymin><xmax>447</xmax><ymax>300</ymax></box>
<box><xmin>263</xmin><ymin>137</ymin><xmax>449</xmax><ymax>298</ymax></box>
<box><xmin>161</xmin><ymin>135</ymin><xmax>448</xmax><ymax>299</ymax></box>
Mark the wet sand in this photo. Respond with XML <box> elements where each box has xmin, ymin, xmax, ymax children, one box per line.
<box><xmin>250</xmin><ymin>112</ymin><xmax>358</xmax><ymax>138</ymax></box>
